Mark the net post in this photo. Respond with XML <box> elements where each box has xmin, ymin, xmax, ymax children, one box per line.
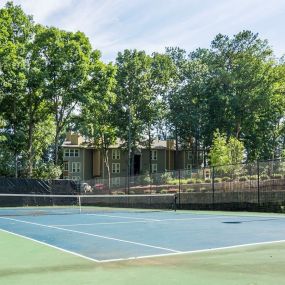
<box><xmin>174</xmin><ymin>194</ymin><xmax>177</xmax><ymax>212</ymax></box>
<box><xmin>78</xmin><ymin>195</ymin><xmax>82</xmax><ymax>214</ymax></box>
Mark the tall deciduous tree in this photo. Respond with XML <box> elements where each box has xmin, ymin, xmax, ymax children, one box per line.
<box><xmin>77</xmin><ymin>50</ymin><xmax>117</xmax><ymax>186</ymax></box>
<box><xmin>35</xmin><ymin>26</ymin><xmax>92</xmax><ymax>165</ymax></box>
<box><xmin>0</xmin><ymin>2</ymin><xmax>34</xmax><ymax>176</ymax></box>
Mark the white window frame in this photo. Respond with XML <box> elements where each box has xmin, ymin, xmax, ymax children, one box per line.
<box><xmin>112</xmin><ymin>149</ymin><xmax>120</xmax><ymax>160</ymax></box>
<box><xmin>151</xmin><ymin>163</ymin><xmax>158</xmax><ymax>173</ymax></box>
<box><xmin>72</xmin><ymin>162</ymin><xmax>80</xmax><ymax>173</ymax></box>
<box><xmin>112</xmin><ymin>163</ymin><xmax>120</xmax><ymax>173</ymax></box>
<box><xmin>151</xmin><ymin>150</ymin><xmax>157</xmax><ymax>160</ymax></box>
<box><xmin>111</xmin><ymin>177</ymin><xmax>121</xmax><ymax>186</ymax></box>
<box><xmin>64</xmin><ymin>149</ymin><xmax>80</xmax><ymax>157</ymax></box>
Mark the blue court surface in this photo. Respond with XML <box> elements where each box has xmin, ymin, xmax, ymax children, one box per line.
<box><xmin>1</xmin><ymin>209</ymin><xmax>285</xmax><ymax>262</ymax></box>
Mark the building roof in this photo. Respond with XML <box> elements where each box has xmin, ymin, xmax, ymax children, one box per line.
<box><xmin>62</xmin><ymin>133</ymin><xmax>177</xmax><ymax>150</ymax></box>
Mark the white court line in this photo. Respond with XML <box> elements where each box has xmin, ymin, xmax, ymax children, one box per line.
<box><xmin>0</xmin><ymin>228</ymin><xmax>100</xmax><ymax>263</ymax></box>
<box><xmin>1</xmin><ymin>226</ymin><xmax>285</xmax><ymax>264</ymax></box>
<box><xmin>52</xmin><ymin>220</ymin><xmax>151</xmax><ymax>227</ymax></box>
<box><xmin>85</xmin><ymin>213</ymin><xmax>161</xmax><ymax>221</ymax></box>
<box><xmin>0</xmin><ymin>216</ymin><xmax>180</xmax><ymax>253</ymax></box>
<box><xmin>51</xmin><ymin>215</ymin><xmax>235</xmax><ymax>227</ymax></box>
<box><xmin>98</xmin><ymin>239</ymin><xmax>285</xmax><ymax>263</ymax></box>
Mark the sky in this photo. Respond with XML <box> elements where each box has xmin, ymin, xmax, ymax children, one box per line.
<box><xmin>1</xmin><ymin>0</ymin><xmax>285</xmax><ymax>62</ymax></box>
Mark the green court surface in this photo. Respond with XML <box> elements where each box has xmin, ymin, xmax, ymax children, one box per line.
<box><xmin>1</xmin><ymin>229</ymin><xmax>285</xmax><ymax>285</ymax></box>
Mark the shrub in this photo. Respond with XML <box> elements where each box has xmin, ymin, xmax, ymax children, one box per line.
<box><xmin>270</xmin><ymin>174</ymin><xmax>283</xmax><ymax>179</ymax></box>
<box><xmin>168</xmin><ymin>179</ymin><xmax>179</xmax><ymax>185</ymax></box>
<box><xmin>187</xmin><ymin>179</ymin><xmax>196</xmax><ymax>184</ymax></box>
<box><xmin>260</xmin><ymin>174</ymin><xmax>269</xmax><ymax>181</ymax></box>
<box><xmin>204</xmin><ymin>178</ymin><xmax>211</xmax><ymax>183</ymax></box>
<box><xmin>214</xmin><ymin>178</ymin><xmax>222</xmax><ymax>183</ymax></box>
<box><xmin>195</xmin><ymin>179</ymin><xmax>203</xmax><ymax>183</ymax></box>
<box><xmin>141</xmin><ymin>175</ymin><xmax>153</xmax><ymax>185</ymax></box>
<box><xmin>160</xmin><ymin>172</ymin><xmax>172</xmax><ymax>184</ymax></box>
<box><xmin>167</xmin><ymin>188</ymin><xmax>178</xmax><ymax>193</ymax></box>
<box><xmin>238</xmin><ymin>176</ymin><xmax>248</xmax><ymax>182</ymax></box>
<box><xmin>112</xmin><ymin>191</ymin><xmax>125</xmax><ymax>195</ymax></box>
<box><xmin>222</xmin><ymin>177</ymin><xmax>232</xmax><ymax>182</ymax></box>
<box><xmin>185</xmin><ymin>188</ymin><xmax>194</xmax><ymax>193</ymax></box>
<box><xmin>199</xmin><ymin>187</ymin><xmax>208</xmax><ymax>191</ymax></box>
<box><xmin>160</xmin><ymin>189</ymin><xmax>168</xmax><ymax>194</ymax></box>
<box><xmin>249</xmin><ymin>175</ymin><xmax>258</xmax><ymax>180</ymax></box>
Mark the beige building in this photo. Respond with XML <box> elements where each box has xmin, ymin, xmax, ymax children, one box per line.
<box><xmin>62</xmin><ymin>132</ymin><xmax>203</xmax><ymax>182</ymax></box>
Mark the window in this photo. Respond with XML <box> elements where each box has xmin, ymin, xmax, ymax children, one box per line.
<box><xmin>64</xmin><ymin>149</ymin><xmax>80</xmax><ymax>157</ymax></box>
<box><xmin>112</xmin><ymin>149</ymin><xmax>120</xmax><ymax>160</ymax></box>
<box><xmin>72</xmin><ymin>162</ymin><xmax>80</xmax><ymax>173</ymax></box>
<box><xmin>151</xmin><ymin>150</ymin><xmax>157</xmax><ymax>160</ymax></box>
<box><xmin>112</xmin><ymin>163</ymin><xmax>120</xmax><ymax>173</ymax></box>
<box><xmin>63</xmin><ymin>176</ymin><xmax>69</xmax><ymax>179</ymax></box>
<box><xmin>151</xmin><ymin>163</ymin><xmax>158</xmax><ymax>173</ymax></box>
<box><xmin>111</xmin><ymin>177</ymin><xmax>120</xmax><ymax>186</ymax></box>
<box><xmin>64</xmin><ymin>162</ymin><xmax>69</xmax><ymax>171</ymax></box>
<box><xmin>186</xmin><ymin>164</ymin><xmax>191</xmax><ymax>170</ymax></box>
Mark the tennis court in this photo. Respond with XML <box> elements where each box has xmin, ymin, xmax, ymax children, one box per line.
<box><xmin>1</xmin><ymin>194</ymin><xmax>285</xmax><ymax>284</ymax></box>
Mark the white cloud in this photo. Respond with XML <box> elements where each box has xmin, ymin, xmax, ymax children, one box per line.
<box><xmin>1</xmin><ymin>0</ymin><xmax>285</xmax><ymax>61</ymax></box>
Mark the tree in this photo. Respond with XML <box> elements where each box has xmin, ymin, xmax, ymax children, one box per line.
<box><xmin>77</xmin><ymin>50</ymin><xmax>117</xmax><ymax>187</ymax></box>
<box><xmin>35</xmin><ymin>26</ymin><xmax>92</xmax><ymax>165</ymax></box>
<box><xmin>0</xmin><ymin>2</ymin><xmax>34</xmax><ymax>177</ymax></box>
<box><xmin>209</xmin><ymin>130</ymin><xmax>245</xmax><ymax>174</ymax></box>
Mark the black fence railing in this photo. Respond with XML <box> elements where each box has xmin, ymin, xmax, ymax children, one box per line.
<box><xmin>81</xmin><ymin>159</ymin><xmax>285</xmax><ymax>212</ymax></box>
<box><xmin>1</xmin><ymin>159</ymin><xmax>285</xmax><ymax>212</ymax></box>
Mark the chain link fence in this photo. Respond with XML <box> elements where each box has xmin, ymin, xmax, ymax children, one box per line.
<box><xmin>80</xmin><ymin>159</ymin><xmax>285</xmax><ymax>212</ymax></box>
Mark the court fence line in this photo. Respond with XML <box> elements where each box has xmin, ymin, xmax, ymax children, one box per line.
<box><xmin>0</xmin><ymin>159</ymin><xmax>285</xmax><ymax>212</ymax></box>
<box><xmin>80</xmin><ymin>158</ymin><xmax>285</xmax><ymax>212</ymax></box>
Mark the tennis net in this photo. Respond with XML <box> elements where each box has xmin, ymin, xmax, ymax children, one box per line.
<box><xmin>0</xmin><ymin>193</ymin><xmax>176</xmax><ymax>216</ymax></box>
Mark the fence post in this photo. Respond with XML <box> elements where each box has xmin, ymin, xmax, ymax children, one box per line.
<box><xmin>178</xmin><ymin>169</ymin><xmax>181</xmax><ymax>209</ymax></box>
<box><xmin>257</xmin><ymin>160</ymin><xmax>260</xmax><ymax>206</ymax></box>
<box><xmin>212</xmin><ymin>166</ymin><xmax>215</xmax><ymax>208</ymax></box>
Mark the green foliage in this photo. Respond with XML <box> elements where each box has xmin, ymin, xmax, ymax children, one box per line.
<box><xmin>160</xmin><ymin>172</ymin><xmax>173</xmax><ymax>184</ymax></box>
<box><xmin>270</xmin><ymin>174</ymin><xmax>283</xmax><ymax>179</ymax></box>
<box><xmin>249</xmin><ymin>175</ymin><xmax>258</xmax><ymax>180</ymax></box>
<box><xmin>185</xmin><ymin>188</ymin><xmax>194</xmax><ymax>193</ymax></box>
<box><xmin>238</xmin><ymin>176</ymin><xmax>248</xmax><ymax>182</ymax></box>
<box><xmin>214</xmin><ymin>178</ymin><xmax>222</xmax><ymax>183</ymax></box>
<box><xmin>210</xmin><ymin>130</ymin><xmax>245</xmax><ymax>175</ymax></box>
<box><xmin>221</xmin><ymin>177</ymin><xmax>232</xmax><ymax>182</ymax></box>
<box><xmin>260</xmin><ymin>174</ymin><xmax>269</xmax><ymax>181</ymax></box>
<box><xmin>32</xmin><ymin>162</ymin><xmax>62</xmax><ymax>179</ymax></box>
<box><xmin>204</xmin><ymin>178</ymin><xmax>211</xmax><ymax>183</ymax></box>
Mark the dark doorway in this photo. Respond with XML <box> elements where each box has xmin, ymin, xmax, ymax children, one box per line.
<box><xmin>134</xmin><ymin>155</ymin><xmax>141</xmax><ymax>175</ymax></box>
